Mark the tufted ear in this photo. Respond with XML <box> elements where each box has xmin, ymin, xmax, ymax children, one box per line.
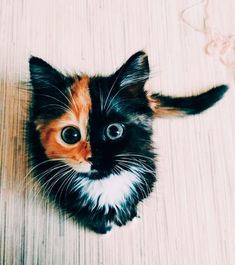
<box><xmin>148</xmin><ymin>85</ymin><xmax>228</xmax><ymax>117</ymax></box>
<box><xmin>113</xmin><ymin>51</ymin><xmax>150</xmax><ymax>96</ymax></box>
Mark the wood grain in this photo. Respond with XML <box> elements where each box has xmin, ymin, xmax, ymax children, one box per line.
<box><xmin>0</xmin><ymin>0</ymin><xmax>235</xmax><ymax>264</ymax></box>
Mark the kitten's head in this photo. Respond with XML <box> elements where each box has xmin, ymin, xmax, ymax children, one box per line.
<box><xmin>29</xmin><ymin>51</ymin><xmax>155</xmax><ymax>180</ymax></box>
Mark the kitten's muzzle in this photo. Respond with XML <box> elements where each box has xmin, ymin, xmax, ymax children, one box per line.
<box><xmin>89</xmin><ymin>156</ymin><xmax>110</xmax><ymax>175</ymax></box>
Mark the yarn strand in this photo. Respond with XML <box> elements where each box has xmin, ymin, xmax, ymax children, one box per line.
<box><xmin>180</xmin><ymin>0</ymin><xmax>235</xmax><ymax>68</ymax></box>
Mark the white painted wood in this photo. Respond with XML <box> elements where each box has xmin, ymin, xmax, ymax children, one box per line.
<box><xmin>0</xmin><ymin>0</ymin><xmax>234</xmax><ymax>264</ymax></box>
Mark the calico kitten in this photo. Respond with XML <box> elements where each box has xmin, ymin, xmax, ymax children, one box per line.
<box><xmin>27</xmin><ymin>51</ymin><xmax>228</xmax><ymax>233</ymax></box>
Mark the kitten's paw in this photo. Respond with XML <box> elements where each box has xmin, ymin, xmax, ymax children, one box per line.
<box><xmin>89</xmin><ymin>224</ymin><xmax>112</xmax><ymax>234</ymax></box>
<box><xmin>130</xmin><ymin>216</ymin><xmax>140</xmax><ymax>226</ymax></box>
<box><xmin>115</xmin><ymin>209</ymin><xmax>138</xmax><ymax>227</ymax></box>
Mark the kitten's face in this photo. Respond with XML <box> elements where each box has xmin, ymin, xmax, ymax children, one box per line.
<box><xmin>30</xmin><ymin>51</ymin><xmax>155</xmax><ymax>180</ymax></box>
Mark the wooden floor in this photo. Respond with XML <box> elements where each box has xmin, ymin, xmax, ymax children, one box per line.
<box><xmin>0</xmin><ymin>0</ymin><xmax>235</xmax><ymax>264</ymax></box>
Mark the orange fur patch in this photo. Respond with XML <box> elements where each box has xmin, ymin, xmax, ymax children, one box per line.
<box><xmin>36</xmin><ymin>76</ymin><xmax>92</xmax><ymax>166</ymax></box>
<box><xmin>147</xmin><ymin>96</ymin><xmax>184</xmax><ymax>117</ymax></box>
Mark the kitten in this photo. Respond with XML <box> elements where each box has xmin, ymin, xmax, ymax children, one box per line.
<box><xmin>27</xmin><ymin>51</ymin><xmax>228</xmax><ymax>233</ymax></box>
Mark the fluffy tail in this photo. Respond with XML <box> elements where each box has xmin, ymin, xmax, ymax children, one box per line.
<box><xmin>148</xmin><ymin>85</ymin><xmax>228</xmax><ymax>117</ymax></box>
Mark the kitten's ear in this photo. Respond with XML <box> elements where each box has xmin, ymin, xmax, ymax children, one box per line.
<box><xmin>29</xmin><ymin>56</ymin><xmax>66</xmax><ymax>91</ymax></box>
<box><xmin>148</xmin><ymin>85</ymin><xmax>228</xmax><ymax>117</ymax></box>
<box><xmin>115</xmin><ymin>51</ymin><xmax>150</xmax><ymax>94</ymax></box>
<box><xmin>29</xmin><ymin>56</ymin><xmax>74</xmax><ymax>119</ymax></box>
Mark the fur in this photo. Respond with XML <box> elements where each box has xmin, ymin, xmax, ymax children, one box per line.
<box><xmin>27</xmin><ymin>51</ymin><xmax>228</xmax><ymax>233</ymax></box>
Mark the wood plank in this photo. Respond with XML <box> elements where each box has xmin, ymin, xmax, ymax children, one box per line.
<box><xmin>0</xmin><ymin>0</ymin><xmax>234</xmax><ymax>264</ymax></box>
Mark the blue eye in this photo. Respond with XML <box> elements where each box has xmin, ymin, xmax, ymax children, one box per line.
<box><xmin>105</xmin><ymin>123</ymin><xmax>125</xmax><ymax>141</ymax></box>
<box><xmin>61</xmin><ymin>126</ymin><xmax>81</xmax><ymax>144</ymax></box>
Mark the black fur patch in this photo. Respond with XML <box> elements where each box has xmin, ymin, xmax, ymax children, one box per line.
<box><xmin>27</xmin><ymin>52</ymin><xmax>228</xmax><ymax>233</ymax></box>
<box><xmin>28</xmin><ymin>51</ymin><xmax>156</xmax><ymax>233</ymax></box>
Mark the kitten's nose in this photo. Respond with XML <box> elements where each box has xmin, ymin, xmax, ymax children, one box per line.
<box><xmin>88</xmin><ymin>157</ymin><xmax>101</xmax><ymax>168</ymax></box>
<box><xmin>87</xmin><ymin>156</ymin><xmax>92</xmax><ymax>163</ymax></box>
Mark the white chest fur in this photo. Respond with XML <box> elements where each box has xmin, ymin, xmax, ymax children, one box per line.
<box><xmin>76</xmin><ymin>171</ymin><xmax>140</xmax><ymax>212</ymax></box>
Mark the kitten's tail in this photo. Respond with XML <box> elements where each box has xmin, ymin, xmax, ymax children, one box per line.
<box><xmin>148</xmin><ymin>85</ymin><xmax>228</xmax><ymax>117</ymax></box>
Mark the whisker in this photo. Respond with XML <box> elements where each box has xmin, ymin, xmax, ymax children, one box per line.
<box><xmin>54</xmin><ymin>168</ymin><xmax>75</xmax><ymax>203</ymax></box>
<box><xmin>42</xmin><ymin>166</ymin><xmax>70</xmax><ymax>197</ymax></box>
<box><xmin>34</xmin><ymin>78</ymin><xmax>82</xmax><ymax>119</ymax></box>
<box><xmin>37</xmin><ymin>103</ymin><xmax>73</xmax><ymax>115</ymax></box>
<box><xmin>115</xmin><ymin>154</ymin><xmax>156</xmax><ymax>170</ymax></box>
<box><xmin>25</xmin><ymin>164</ymin><xmax>64</xmax><ymax>191</ymax></box>
<box><xmin>116</xmin><ymin>158</ymin><xmax>154</xmax><ymax>173</ymax></box>
<box><xmin>116</xmin><ymin>161</ymin><xmax>148</xmax><ymax>198</ymax></box>
<box><xmin>28</xmin><ymin>164</ymin><xmax>69</xmax><ymax>201</ymax></box>
<box><xmin>22</xmin><ymin>159</ymin><xmax>63</xmax><ymax>187</ymax></box>
<box><xmin>34</xmin><ymin>93</ymin><xmax>70</xmax><ymax>110</ymax></box>
<box><xmin>67</xmin><ymin>86</ymin><xmax>80</xmax><ymax>114</ymax></box>
<box><xmin>64</xmin><ymin>170</ymin><xmax>77</xmax><ymax>199</ymax></box>
<box><xmin>103</xmin><ymin>63</ymin><xmax>126</xmax><ymax>111</ymax></box>
<box><xmin>105</xmin><ymin>98</ymin><xmax>132</xmax><ymax>115</ymax></box>
<box><xmin>104</xmin><ymin>85</ymin><xmax>128</xmax><ymax>112</ymax></box>
<box><xmin>115</xmin><ymin>156</ymin><xmax>155</xmax><ymax>197</ymax></box>
<box><xmin>35</xmin><ymin>166</ymin><xmax>71</xmax><ymax>206</ymax></box>
<box><xmin>115</xmin><ymin>153</ymin><xmax>156</xmax><ymax>161</ymax></box>
<box><xmin>99</xmin><ymin>82</ymin><xmax>104</xmax><ymax>113</ymax></box>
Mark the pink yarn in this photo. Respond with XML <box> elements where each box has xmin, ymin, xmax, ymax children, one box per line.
<box><xmin>181</xmin><ymin>0</ymin><xmax>235</xmax><ymax>68</ymax></box>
